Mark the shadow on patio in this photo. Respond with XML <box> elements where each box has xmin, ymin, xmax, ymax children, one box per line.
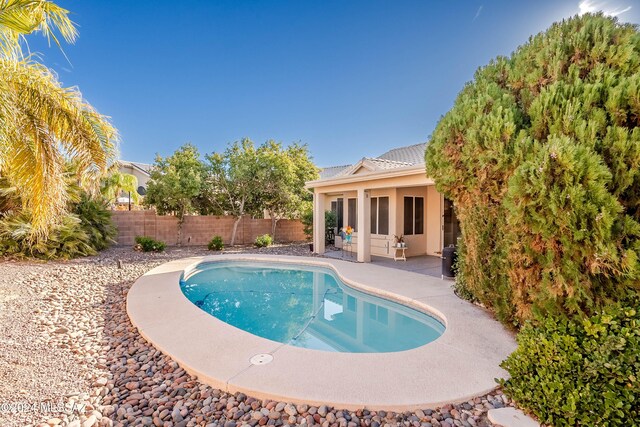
<box><xmin>322</xmin><ymin>248</ymin><xmax>443</xmax><ymax>278</ymax></box>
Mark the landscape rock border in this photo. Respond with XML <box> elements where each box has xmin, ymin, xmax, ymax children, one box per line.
<box><xmin>0</xmin><ymin>245</ymin><xmax>518</xmax><ymax>427</ymax></box>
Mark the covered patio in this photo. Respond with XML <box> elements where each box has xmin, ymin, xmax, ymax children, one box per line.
<box><xmin>305</xmin><ymin>143</ymin><xmax>461</xmax><ymax>267</ymax></box>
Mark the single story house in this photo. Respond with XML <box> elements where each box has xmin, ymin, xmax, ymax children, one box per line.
<box><xmin>305</xmin><ymin>143</ymin><xmax>460</xmax><ymax>263</ymax></box>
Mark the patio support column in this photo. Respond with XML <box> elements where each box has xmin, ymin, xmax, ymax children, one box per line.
<box><xmin>313</xmin><ymin>191</ymin><xmax>326</xmax><ymax>255</ymax></box>
<box><xmin>356</xmin><ymin>188</ymin><xmax>371</xmax><ymax>262</ymax></box>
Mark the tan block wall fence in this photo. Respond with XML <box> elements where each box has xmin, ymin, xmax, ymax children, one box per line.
<box><xmin>111</xmin><ymin>211</ymin><xmax>306</xmax><ymax>246</ymax></box>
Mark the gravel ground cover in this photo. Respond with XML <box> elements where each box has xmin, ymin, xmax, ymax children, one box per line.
<box><xmin>0</xmin><ymin>244</ymin><xmax>515</xmax><ymax>427</ymax></box>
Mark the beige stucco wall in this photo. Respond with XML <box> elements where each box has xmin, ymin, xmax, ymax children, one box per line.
<box><xmin>426</xmin><ymin>185</ymin><xmax>442</xmax><ymax>256</ymax></box>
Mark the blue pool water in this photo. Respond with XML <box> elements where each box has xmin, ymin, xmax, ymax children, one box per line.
<box><xmin>180</xmin><ymin>261</ymin><xmax>445</xmax><ymax>353</ymax></box>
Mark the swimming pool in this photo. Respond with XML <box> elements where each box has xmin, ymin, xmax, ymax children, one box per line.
<box><xmin>180</xmin><ymin>261</ymin><xmax>445</xmax><ymax>353</ymax></box>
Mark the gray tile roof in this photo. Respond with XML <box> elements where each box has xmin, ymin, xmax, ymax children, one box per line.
<box><xmin>318</xmin><ymin>164</ymin><xmax>352</xmax><ymax>180</ymax></box>
<box><xmin>376</xmin><ymin>142</ymin><xmax>427</xmax><ymax>165</ymax></box>
<box><xmin>316</xmin><ymin>142</ymin><xmax>426</xmax><ymax>181</ymax></box>
<box><xmin>366</xmin><ymin>157</ymin><xmax>412</xmax><ymax>169</ymax></box>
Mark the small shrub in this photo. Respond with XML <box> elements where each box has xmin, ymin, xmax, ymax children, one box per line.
<box><xmin>208</xmin><ymin>235</ymin><xmax>224</xmax><ymax>251</ymax></box>
<box><xmin>499</xmin><ymin>295</ymin><xmax>640</xmax><ymax>426</ymax></box>
<box><xmin>301</xmin><ymin>208</ymin><xmax>313</xmax><ymax>241</ymax></box>
<box><xmin>74</xmin><ymin>194</ymin><xmax>116</xmax><ymax>251</ymax></box>
<box><xmin>254</xmin><ymin>234</ymin><xmax>273</xmax><ymax>248</ymax></box>
<box><xmin>134</xmin><ymin>236</ymin><xmax>166</xmax><ymax>252</ymax></box>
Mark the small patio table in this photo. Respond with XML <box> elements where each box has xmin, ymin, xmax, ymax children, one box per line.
<box><xmin>342</xmin><ymin>234</ymin><xmax>353</xmax><ymax>258</ymax></box>
<box><xmin>393</xmin><ymin>245</ymin><xmax>408</xmax><ymax>261</ymax></box>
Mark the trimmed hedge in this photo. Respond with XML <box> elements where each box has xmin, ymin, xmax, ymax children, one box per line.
<box><xmin>500</xmin><ymin>295</ymin><xmax>640</xmax><ymax>426</ymax></box>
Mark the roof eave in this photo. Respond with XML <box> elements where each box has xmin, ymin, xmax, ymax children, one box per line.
<box><xmin>132</xmin><ymin>164</ymin><xmax>151</xmax><ymax>176</ymax></box>
<box><xmin>119</xmin><ymin>160</ymin><xmax>151</xmax><ymax>177</ymax></box>
<box><xmin>305</xmin><ymin>163</ymin><xmax>428</xmax><ymax>189</ymax></box>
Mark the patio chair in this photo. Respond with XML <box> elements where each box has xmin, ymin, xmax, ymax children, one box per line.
<box><xmin>340</xmin><ymin>231</ymin><xmax>353</xmax><ymax>258</ymax></box>
<box><xmin>325</xmin><ymin>228</ymin><xmax>335</xmax><ymax>245</ymax></box>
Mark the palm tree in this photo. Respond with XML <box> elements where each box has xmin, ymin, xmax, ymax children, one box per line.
<box><xmin>101</xmin><ymin>170</ymin><xmax>139</xmax><ymax>207</ymax></box>
<box><xmin>0</xmin><ymin>0</ymin><xmax>117</xmax><ymax>236</ymax></box>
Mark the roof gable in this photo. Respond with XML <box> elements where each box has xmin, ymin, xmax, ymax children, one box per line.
<box><xmin>314</xmin><ymin>142</ymin><xmax>427</xmax><ymax>182</ymax></box>
<box><xmin>340</xmin><ymin>157</ymin><xmax>412</xmax><ymax>177</ymax></box>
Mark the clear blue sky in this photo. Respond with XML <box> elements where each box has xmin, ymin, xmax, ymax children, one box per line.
<box><xmin>29</xmin><ymin>0</ymin><xmax>639</xmax><ymax>167</ymax></box>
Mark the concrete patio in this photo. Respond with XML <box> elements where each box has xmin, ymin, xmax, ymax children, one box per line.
<box><xmin>322</xmin><ymin>248</ymin><xmax>443</xmax><ymax>278</ymax></box>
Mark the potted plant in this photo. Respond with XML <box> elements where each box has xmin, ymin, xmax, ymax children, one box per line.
<box><xmin>394</xmin><ymin>234</ymin><xmax>405</xmax><ymax>248</ymax></box>
<box><xmin>342</xmin><ymin>226</ymin><xmax>354</xmax><ymax>243</ymax></box>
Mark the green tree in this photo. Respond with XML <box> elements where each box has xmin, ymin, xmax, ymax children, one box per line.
<box><xmin>0</xmin><ymin>1</ymin><xmax>117</xmax><ymax>236</ymax></box>
<box><xmin>203</xmin><ymin>138</ymin><xmax>262</xmax><ymax>246</ymax></box>
<box><xmin>425</xmin><ymin>13</ymin><xmax>640</xmax><ymax>326</ymax></box>
<box><xmin>144</xmin><ymin>144</ymin><xmax>205</xmax><ymax>244</ymax></box>
<box><xmin>256</xmin><ymin>141</ymin><xmax>318</xmax><ymax>240</ymax></box>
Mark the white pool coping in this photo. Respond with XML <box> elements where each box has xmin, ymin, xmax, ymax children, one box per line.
<box><xmin>126</xmin><ymin>254</ymin><xmax>516</xmax><ymax>411</ymax></box>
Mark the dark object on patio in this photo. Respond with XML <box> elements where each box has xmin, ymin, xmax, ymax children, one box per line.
<box><xmin>442</xmin><ymin>245</ymin><xmax>457</xmax><ymax>278</ymax></box>
<box><xmin>325</xmin><ymin>228</ymin><xmax>335</xmax><ymax>245</ymax></box>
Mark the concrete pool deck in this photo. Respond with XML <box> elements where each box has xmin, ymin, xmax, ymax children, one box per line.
<box><xmin>126</xmin><ymin>254</ymin><xmax>516</xmax><ymax>411</ymax></box>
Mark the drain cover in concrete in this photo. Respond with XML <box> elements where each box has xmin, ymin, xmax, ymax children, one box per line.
<box><xmin>487</xmin><ymin>408</ymin><xmax>539</xmax><ymax>427</ymax></box>
<box><xmin>250</xmin><ymin>353</ymin><xmax>273</xmax><ymax>365</ymax></box>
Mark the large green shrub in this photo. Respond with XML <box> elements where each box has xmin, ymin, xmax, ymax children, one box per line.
<box><xmin>500</xmin><ymin>295</ymin><xmax>640</xmax><ymax>426</ymax></box>
<box><xmin>425</xmin><ymin>13</ymin><xmax>640</xmax><ymax>326</ymax></box>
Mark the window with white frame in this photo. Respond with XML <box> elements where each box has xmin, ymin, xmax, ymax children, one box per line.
<box><xmin>403</xmin><ymin>196</ymin><xmax>424</xmax><ymax>235</ymax></box>
<box><xmin>330</xmin><ymin>198</ymin><xmax>344</xmax><ymax>230</ymax></box>
<box><xmin>347</xmin><ymin>198</ymin><xmax>357</xmax><ymax>231</ymax></box>
<box><xmin>370</xmin><ymin>196</ymin><xmax>389</xmax><ymax>235</ymax></box>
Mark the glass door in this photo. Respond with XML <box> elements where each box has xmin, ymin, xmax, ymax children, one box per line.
<box><xmin>443</xmin><ymin>198</ymin><xmax>461</xmax><ymax>247</ymax></box>
<box><xmin>332</xmin><ymin>198</ymin><xmax>344</xmax><ymax>231</ymax></box>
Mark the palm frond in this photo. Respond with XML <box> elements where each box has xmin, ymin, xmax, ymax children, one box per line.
<box><xmin>0</xmin><ymin>58</ymin><xmax>118</xmax><ymax>236</ymax></box>
<box><xmin>0</xmin><ymin>0</ymin><xmax>77</xmax><ymax>58</ymax></box>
